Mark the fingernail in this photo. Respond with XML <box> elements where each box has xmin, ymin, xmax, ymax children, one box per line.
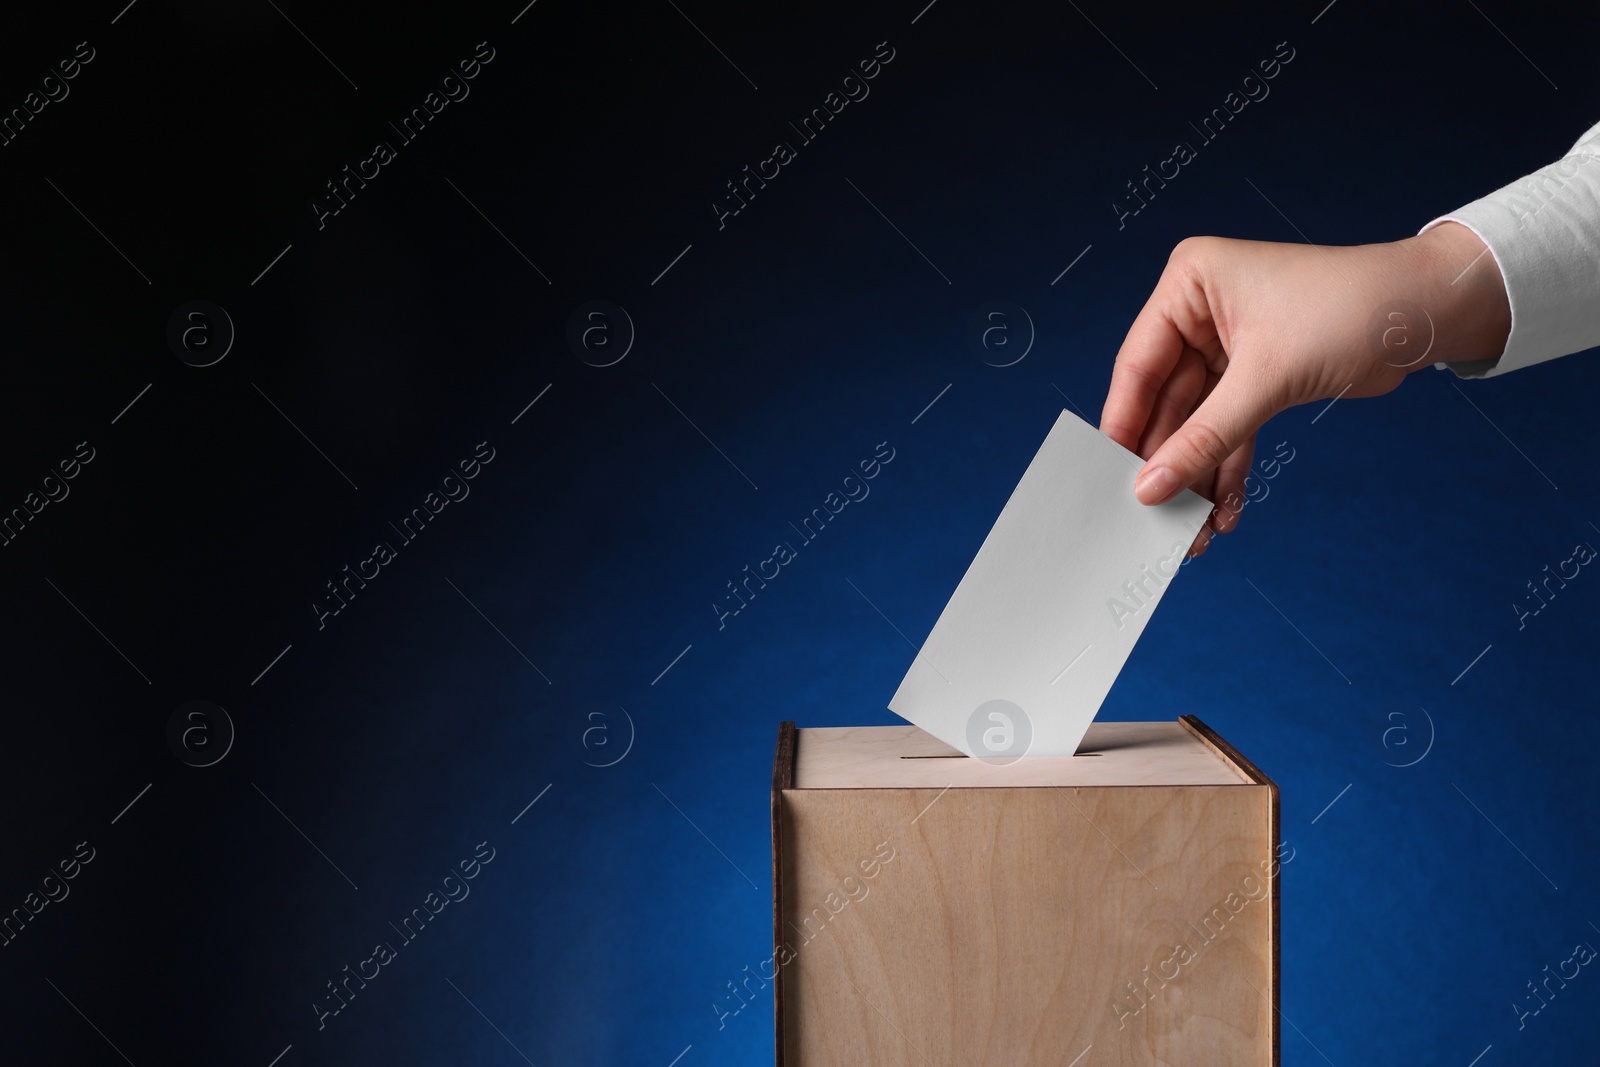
<box><xmin>1134</xmin><ymin>465</ymin><xmax>1180</xmax><ymax>504</ymax></box>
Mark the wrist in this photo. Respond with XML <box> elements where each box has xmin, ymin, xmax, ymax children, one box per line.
<box><xmin>1393</xmin><ymin>221</ymin><xmax>1511</xmax><ymax>369</ymax></box>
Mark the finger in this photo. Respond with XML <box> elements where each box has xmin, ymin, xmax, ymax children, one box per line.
<box><xmin>1195</xmin><ymin>462</ymin><xmax>1220</xmax><ymax>523</ymax></box>
<box><xmin>1209</xmin><ymin>487</ymin><xmax>1246</xmax><ymax>537</ymax></box>
<box><xmin>1209</xmin><ymin>434</ymin><xmax>1257</xmax><ymax>534</ymax></box>
<box><xmin>1134</xmin><ymin>362</ymin><xmax>1279</xmax><ymax>506</ymax></box>
<box><xmin>1136</xmin><ymin>347</ymin><xmax>1208</xmax><ymax>461</ymax></box>
<box><xmin>1101</xmin><ymin>287</ymin><xmax>1191</xmax><ymax>453</ymax></box>
<box><xmin>1167</xmin><ymin>369</ymin><xmax>1223</xmax><ymax>541</ymax></box>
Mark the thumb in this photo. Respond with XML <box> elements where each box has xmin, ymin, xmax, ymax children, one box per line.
<box><xmin>1133</xmin><ymin>368</ymin><xmax>1278</xmax><ymax>505</ymax></box>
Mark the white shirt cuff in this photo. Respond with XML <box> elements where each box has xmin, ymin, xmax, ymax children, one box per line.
<box><xmin>1420</xmin><ymin>120</ymin><xmax>1600</xmax><ymax>379</ymax></box>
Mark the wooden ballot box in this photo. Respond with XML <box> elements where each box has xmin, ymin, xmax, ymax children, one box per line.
<box><xmin>771</xmin><ymin>717</ymin><xmax>1281</xmax><ymax>1066</ymax></box>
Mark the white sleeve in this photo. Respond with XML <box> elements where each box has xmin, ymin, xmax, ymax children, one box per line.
<box><xmin>1418</xmin><ymin>120</ymin><xmax>1600</xmax><ymax>378</ymax></box>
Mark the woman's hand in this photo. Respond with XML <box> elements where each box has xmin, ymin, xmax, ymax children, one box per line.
<box><xmin>1100</xmin><ymin>222</ymin><xmax>1511</xmax><ymax>555</ymax></box>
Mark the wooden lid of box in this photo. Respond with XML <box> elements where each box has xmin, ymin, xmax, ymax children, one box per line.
<box><xmin>788</xmin><ymin>717</ymin><xmax>1265</xmax><ymax>789</ymax></box>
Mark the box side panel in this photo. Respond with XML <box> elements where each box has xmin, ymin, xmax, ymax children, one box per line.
<box><xmin>1176</xmin><ymin>715</ymin><xmax>1282</xmax><ymax>1065</ymax></box>
<box><xmin>780</xmin><ymin>785</ymin><xmax>1273</xmax><ymax>1067</ymax></box>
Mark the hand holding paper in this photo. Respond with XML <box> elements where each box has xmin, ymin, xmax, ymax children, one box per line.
<box><xmin>888</xmin><ymin>409</ymin><xmax>1211</xmax><ymax>758</ymax></box>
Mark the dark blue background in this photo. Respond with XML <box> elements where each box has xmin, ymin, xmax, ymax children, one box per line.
<box><xmin>1</xmin><ymin>0</ymin><xmax>1597</xmax><ymax>1063</ymax></box>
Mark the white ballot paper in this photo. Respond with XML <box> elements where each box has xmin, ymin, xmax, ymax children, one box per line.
<box><xmin>888</xmin><ymin>408</ymin><xmax>1212</xmax><ymax>758</ymax></box>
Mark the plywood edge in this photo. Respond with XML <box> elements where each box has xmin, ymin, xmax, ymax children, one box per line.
<box><xmin>1179</xmin><ymin>714</ymin><xmax>1275</xmax><ymax>789</ymax></box>
<box><xmin>774</xmin><ymin>721</ymin><xmax>797</xmax><ymax>793</ymax></box>
<box><xmin>1271</xmin><ymin>753</ymin><xmax>1281</xmax><ymax>1067</ymax></box>
<box><xmin>772</xmin><ymin>722</ymin><xmax>796</xmax><ymax>1065</ymax></box>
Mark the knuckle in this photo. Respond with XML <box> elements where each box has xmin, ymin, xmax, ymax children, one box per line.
<box><xmin>1180</xmin><ymin>420</ymin><xmax>1233</xmax><ymax>469</ymax></box>
<box><xmin>1167</xmin><ymin>235</ymin><xmax>1218</xmax><ymax>273</ymax></box>
<box><xmin>1116</xmin><ymin>358</ymin><xmax>1165</xmax><ymax>396</ymax></box>
<box><xmin>1100</xmin><ymin>417</ymin><xmax>1142</xmax><ymax>449</ymax></box>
